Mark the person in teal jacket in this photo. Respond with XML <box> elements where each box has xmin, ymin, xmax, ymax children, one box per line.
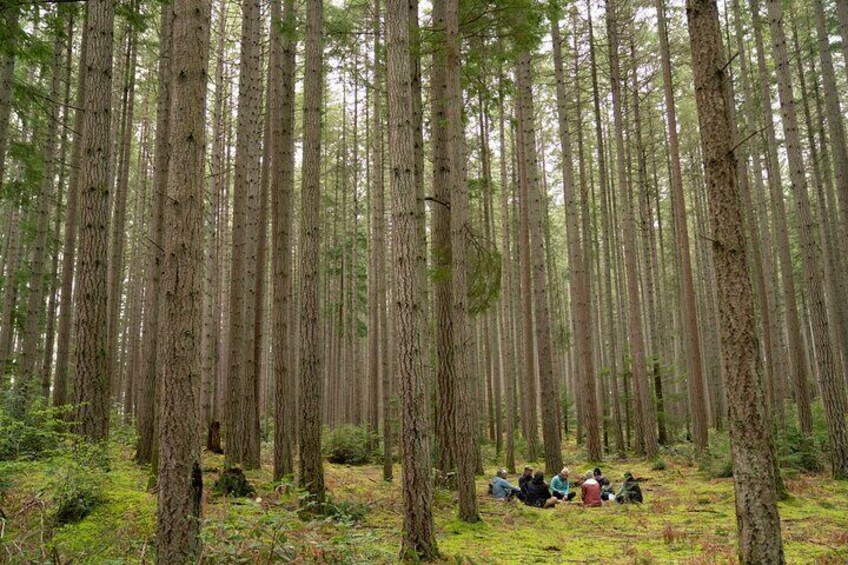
<box><xmin>550</xmin><ymin>467</ymin><xmax>576</xmax><ymax>501</ymax></box>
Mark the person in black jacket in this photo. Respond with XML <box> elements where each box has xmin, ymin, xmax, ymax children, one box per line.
<box><xmin>517</xmin><ymin>466</ymin><xmax>533</xmax><ymax>502</ymax></box>
<box><xmin>524</xmin><ymin>470</ymin><xmax>558</xmax><ymax>508</ymax></box>
<box><xmin>594</xmin><ymin>467</ymin><xmax>615</xmax><ymax>501</ymax></box>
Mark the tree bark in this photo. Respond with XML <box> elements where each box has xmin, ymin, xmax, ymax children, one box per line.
<box><xmin>156</xmin><ymin>0</ymin><xmax>210</xmax><ymax>560</ymax></box>
<box><xmin>271</xmin><ymin>0</ymin><xmax>297</xmax><ymax>481</ymax></box>
<box><xmin>750</xmin><ymin>0</ymin><xmax>813</xmax><ymax>435</ymax></box>
<box><xmin>764</xmin><ymin>0</ymin><xmax>848</xmax><ymax>479</ymax></box>
<box><xmin>549</xmin><ymin>4</ymin><xmax>601</xmax><ymax>462</ymax></box>
<box><xmin>386</xmin><ymin>0</ymin><xmax>439</xmax><ymax>556</ymax></box>
<box><xmin>685</xmin><ymin>0</ymin><xmax>785</xmax><ymax>561</ymax></box>
<box><xmin>442</xmin><ymin>0</ymin><xmax>480</xmax><ymax>521</ymax></box>
<box><xmin>225</xmin><ymin>0</ymin><xmax>263</xmax><ymax>469</ymax></box>
<box><xmin>72</xmin><ymin>0</ymin><xmax>115</xmax><ymax>442</ymax></box>
<box><xmin>299</xmin><ymin>0</ymin><xmax>325</xmax><ymax>504</ymax></box>
<box><xmin>655</xmin><ymin>0</ymin><xmax>708</xmax><ymax>451</ymax></box>
<box><xmin>136</xmin><ymin>6</ymin><xmax>172</xmax><ymax>463</ymax></box>
<box><xmin>606</xmin><ymin>0</ymin><xmax>658</xmax><ymax>458</ymax></box>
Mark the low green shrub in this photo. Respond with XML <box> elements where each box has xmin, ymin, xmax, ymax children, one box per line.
<box><xmin>699</xmin><ymin>432</ymin><xmax>733</xmax><ymax>479</ymax></box>
<box><xmin>319</xmin><ymin>497</ymin><xmax>368</xmax><ymax>524</ymax></box>
<box><xmin>0</xmin><ymin>396</ymin><xmax>72</xmax><ymax>461</ymax></box>
<box><xmin>650</xmin><ymin>458</ymin><xmax>667</xmax><ymax>471</ymax></box>
<box><xmin>213</xmin><ymin>467</ymin><xmax>256</xmax><ymax>498</ymax></box>
<box><xmin>49</xmin><ymin>445</ymin><xmax>107</xmax><ymax>525</ymax></box>
<box><xmin>323</xmin><ymin>425</ymin><xmax>375</xmax><ymax>465</ymax></box>
<box><xmin>776</xmin><ymin>427</ymin><xmax>823</xmax><ymax>473</ymax></box>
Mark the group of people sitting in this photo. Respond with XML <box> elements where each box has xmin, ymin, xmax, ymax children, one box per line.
<box><xmin>490</xmin><ymin>466</ymin><xmax>643</xmax><ymax>508</ymax></box>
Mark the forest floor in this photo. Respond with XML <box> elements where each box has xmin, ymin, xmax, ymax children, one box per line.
<box><xmin>2</xmin><ymin>436</ymin><xmax>847</xmax><ymax>564</ymax></box>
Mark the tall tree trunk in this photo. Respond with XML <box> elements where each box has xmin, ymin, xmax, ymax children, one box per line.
<box><xmin>53</xmin><ymin>12</ymin><xmax>87</xmax><ymax>409</ymax></box>
<box><xmin>16</xmin><ymin>21</ymin><xmax>63</xmax><ymax>407</ymax></box>
<box><xmin>497</xmin><ymin>63</ymin><xmax>516</xmax><ymax>473</ymax></box>
<box><xmin>42</xmin><ymin>15</ymin><xmax>74</xmax><ymax>399</ymax></box>
<box><xmin>299</xmin><ymin>0</ymin><xmax>325</xmax><ymax>504</ymax></box>
<box><xmin>811</xmin><ymin>0</ymin><xmax>848</xmax><ymax>373</ymax></box>
<box><xmin>106</xmin><ymin>27</ymin><xmax>137</xmax><ymax>401</ymax></box>
<box><xmin>655</xmin><ymin>0</ymin><xmax>708</xmax><ymax>451</ymax></box>
<box><xmin>685</xmin><ymin>0</ymin><xmax>785</xmax><ymax>561</ymax></box>
<box><xmin>271</xmin><ymin>0</ymin><xmax>296</xmax><ymax>481</ymax></box>
<box><xmin>156</xmin><ymin>0</ymin><xmax>210</xmax><ymax>560</ymax></box>
<box><xmin>764</xmin><ymin>0</ymin><xmax>848</xmax><ymax>478</ymax></box>
<box><xmin>386</xmin><ymin>0</ymin><xmax>439</xmax><ymax>556</ymax></box>
<box><xmin>730</xmin><ymin>0</ymin><xmax>786</xmax><ymax>429</ymax></box>
<box><xmin>606</xmin><ymin>0</ymin><xmax>658</xmax><ymax>458</ymax></box>
<box><xmin>225</xmin><ymin>0</ymin><xmax>263</xmax><ymax>469</ymax></box>
<box><xmin>750</xmin><ymin>0</ymin><xmax>813</xmax><ymax>435</ymax></box>
<box><xmin>588</xmin><ymin>2</ymin><xmax>625</xmax><ymax>457</ymax></box>
<box><xmin>549</xmin><ymin>4</ymin><xmax>600</xmax><ymax>461</ymax></box>
<box><xmin>429</xmin><ymin>0</ymin><xmax>456</xmax><ymax>486</ymax></box>
<box><xmin>442</xmin><ymin>0</ymin><xmax>479</xmax><ymax>522</ymax></box>
<box><xmin>205</xmin><ymin>0</ymin><xmax>229</xmax><ymax>452</ymax></box>
<box><xmin>73</xmin><ymin>0</ymin><xmax>115</xmax><ymax>442</ymax></box>
<box><xmin>515</xmin><ymin>47</ymin><xmax>563</xmax><ymax>474</ymax></box>
<box><xmin>136</xmin><ymin>6</ymin><xmax>172</xmax><ymax>463</ymax></box>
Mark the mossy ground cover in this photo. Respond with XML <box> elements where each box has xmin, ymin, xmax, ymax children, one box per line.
<box><xmin>1</xmin><ymin>440</ymin><xmax>846</xmax><ymax>564</ymax></box>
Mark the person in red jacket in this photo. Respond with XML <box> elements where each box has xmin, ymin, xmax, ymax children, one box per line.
<box><xmin>581</xmin><ymin>470</ymin><xmax>602</xmax><ymax>507</ymax></box>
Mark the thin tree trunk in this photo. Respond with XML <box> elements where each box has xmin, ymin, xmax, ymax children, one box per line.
<box><xmin>588</xmin><ymin>3</ymin><xmax>625</xmax><ymax>457</ymax></box>
<box><xmin>53</xmin><ymin>11</ymin><xmax>88</xmax><ymax>409</ymax></box>
<box><xmin>136</xmin><ymin>6</ymin><xmax>172</xmax><ymax>463</ymax></box>
<box><xmin>271</xmin><ymin>0</ymin><xmax>296</xmax><ymax>481</ymax></box>
<box><xmin>0</xmin><ymin>205</ymin><xmax>20</xmax><ymax>384</ymax></box>
<box><xmin>606</xmin><ymin>0</ymin><xmax>658</xmax><ymax>458</ymax></box>
<box><xmin>750</xmin><ymin>0</ymin><xmax>813</xmax><ymax>435</ymax></box>
<box><xmin>16</xmin><ymin>22</ymin><xmax>63</xmax><ymax>406</ymax></box>
<box><xmin>549</xmin><ymin>4</ymin><xmax>600</xmax><ymax>461</ymax></box>
<box><xmin>655</xmin><ymin>0</ymin><xmax>708</xmax><ymax>450</ymax></box>
<box><xmin>106</xmin><ymin>26</ymin><xmax>137</xmax><ymax>401</ymax></box>
<box><xmin>764</xmin><ymin>0</ymin><xmax>848</xmax><ymax>478</ymax></box>
<box><xmin>41</xmin><ymin>15</ymin><xmax>74</xmax><ymax>399</ymax></box>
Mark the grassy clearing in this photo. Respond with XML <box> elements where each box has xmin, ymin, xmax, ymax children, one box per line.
<box><xmin>1</xmin><ymin>439</ymin><xmax>846</xmax><ymax>564</ymax></box>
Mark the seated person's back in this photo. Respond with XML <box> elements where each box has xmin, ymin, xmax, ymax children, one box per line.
<box><xmin>524</xmin><ymin>471</ymin><xmax>557</xmax><ymax>508</ymax></box>
<box><xmin>518</xmin><ymin>466</ymin><xmax>533</xmax><ymax>499</ymax></box>
<box><xmin>594</xmin><ymin>467</ymin><xmax>614</xmax><ymax>501</ymax></box>
<box><xmin>581</xmin><ymin>471</ymin><xmax>602</xmax><ymax>507</ymax></box>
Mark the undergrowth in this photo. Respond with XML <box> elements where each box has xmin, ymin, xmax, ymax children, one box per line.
<box><xmin>1</xmin><ymin>400</ymin><xmax>846</xmax><ymax>564</ymax></box>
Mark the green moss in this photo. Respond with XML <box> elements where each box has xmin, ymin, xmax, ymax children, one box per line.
<box><xmin>3</xmin><ymin>435</ymin><xmax>848</xmax><ymax>564</ymax></box>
